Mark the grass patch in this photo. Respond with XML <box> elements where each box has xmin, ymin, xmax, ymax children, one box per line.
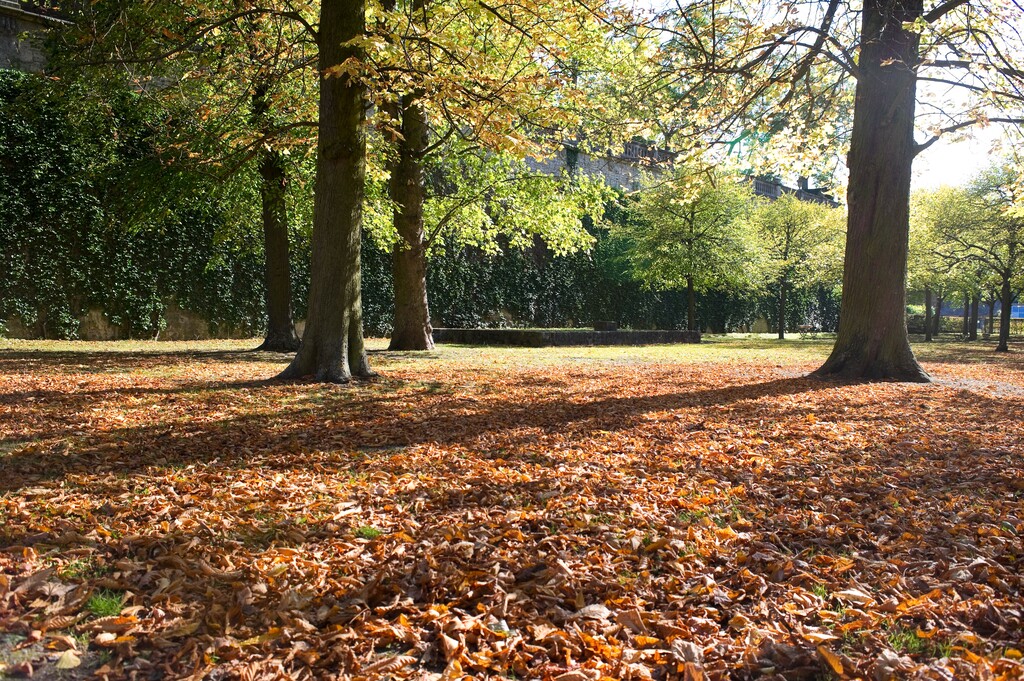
<box><xmin>676</xmin><ymin>509</ymin><xmax>708</xmax><ymax>524</ymax></box>
<box><xmin>886</xmin><ymin>626</ymin><xmax>926</xmax><ymax>655</ymax></box>
<box><xmin>85</xmin><ymin>590</ymin><xmax>125</xmax><ymax>618</ymax></box>
<box><xmin>354</xmin><ymin>526</ymin><xmax>384</xmax><ymax>540</ymax></box>
<box><xmin>57</xmin><ymin>557</ymin><xmax>109</xmax><ymax>581</ymax></box>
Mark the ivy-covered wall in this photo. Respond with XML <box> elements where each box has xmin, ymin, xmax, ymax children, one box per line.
<box><xmin>0</xmin><ymin>69</ymin><xmax>286</xmax><ymax>339</ymax></box>
<box><xmin>360</xmin><ymin>231</ymin><xmax>816</xmax><ymax>338</ymax></box>
<box><xmin>1</xmin><ymin>69</ymin><xmax>838</xmax><ymax>341</ymax></box>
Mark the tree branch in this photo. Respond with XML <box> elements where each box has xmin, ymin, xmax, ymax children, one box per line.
<box><xmin>924</xmin><ymin>0</ymin><xmax>973</xmax><ymax>23</ymax></box>
<box><xmin>915</xmin><ymin>116</ymin><xmax>1024</xmax><ymax>155</ymax></box>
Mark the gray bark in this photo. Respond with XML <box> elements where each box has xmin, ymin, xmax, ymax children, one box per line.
<box><xmin>278</xmin><ymin>0</ymin><xmax>373</xmax><ymax>382</ymax></box>
<box><xmin>814</xmin><ymin>0</ymin><xmax>929</xmax><ymax>381</ymax></box>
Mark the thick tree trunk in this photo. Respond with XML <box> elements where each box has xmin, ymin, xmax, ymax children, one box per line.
<box><xmin>257</xmin><ymin>148</ymin><xmax>300</xmax><ymax>352</ymax></box>
<box><xmin>924</xmin><ymin>286</ymin><xmax>933</xmax><ymax>342</ymax></box>
<box><xmin>969</xmin><ymin>294</ymin><xmax>979</xmax><ymax>341</ymax></box>
<box><xmin>997</xmin><ymin>277</ymin><xmax>1012</xmax><ymax>352</ymax></box>
<box><xmin>778</xmin><ymin>277</ymin><xmax>787</xmax><ymax>340</ymax></box>
<box><xmin>813</xmin><ymin>0</ymin><xmax>928</xmax><ymax>382</ymax></box>
<box><xmin>278</xmin><ymin>0</ymin><xmax>373</xmax><ymax>382</ymax></box>
<box><xmin>686</xmin><ymin>276</ymin><xmax>696</xmax><ymax>332</ymax></box>
<box><xmin>932</xmin><ymin>294</ymin><xmax>943</xmax><ymax>337</ymax></box>
<box><xmin>387</xmin><ymin>94</ymin><xmax>433</xmax><ymax>351</ymax></box>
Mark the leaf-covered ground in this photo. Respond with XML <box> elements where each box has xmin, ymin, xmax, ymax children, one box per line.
<box><xmin>1</xmin><ymin>337</ymin><xmax>1022</xmax><ymax>681</ymax></box>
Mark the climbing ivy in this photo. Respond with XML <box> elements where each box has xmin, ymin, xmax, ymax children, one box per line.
<box><xmin>0</xmin><ymin>69</ymin><xmax>292</xmax><ymax>339</ymax></box>
<box><xmin>1</xmin><ymin>69</ymin><xmax>835</xmax><ymax>340</ymax></box>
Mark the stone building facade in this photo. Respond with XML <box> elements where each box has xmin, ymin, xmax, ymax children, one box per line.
<box><xmin>749</xmin><ymin>175</ymin><xmax>839</xmax><ymax>207</ymax></box>
<box><xmin>527</xmin><ymin>143</ymin><xmax>665</xmax><ymax>192</ymax></box>
<box><xmin>0</xmin><ymin>1</ymin><xmax>56</xmax><ymax>73</ymax></box>
<box><xmin>529</xmin><ymin>143</ymin><xmax>839</xmax><ymax>206</ymax></box>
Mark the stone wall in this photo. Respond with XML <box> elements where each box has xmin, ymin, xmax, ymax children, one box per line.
<box><xmin>0</xmin><ymin>3</ymin><xmax>49</xmax><ymax>73</ymax></box>
<box><xmin>3</xmin><ymin>304</ymin><xmax>254</xmax><ymax>340</ymax></box>
<box><xmin>526</xmin><ymin>147</ymin><xmax>653</xmax><ymax>191</ymax></box>
<box><xmin>433</xmin><ymin>328</ymin><xmax>701</xmax><ymax>347</ymax></box>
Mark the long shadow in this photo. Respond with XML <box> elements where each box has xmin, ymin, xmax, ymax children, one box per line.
<box><xmin>0</xmin><ymin>376</ymin><xmax>826</xmax><ymax>494</ymax></box>
<box><xmin>2</xmin><ymin>373</ymin><xmax>1021</xmax><ymax>677</ymax></box>
<box><xmin>4</xmin><ymin>414</ymin><xmax>1019</xmax><ymax>666</ymax></box>
<box><xmin>0</xmin><ymin>347</ymin><xmax>287</xmax><ymax>374</ymax></box>
<box><xmin>916</xmin><ymin>341</ymin><xmax>1024</xmax><ymax>369</ymax></box>
<box><xmin>0</xmin><ymin>377</ymin><xmax>277</xmax><ymax>406</ymax></box>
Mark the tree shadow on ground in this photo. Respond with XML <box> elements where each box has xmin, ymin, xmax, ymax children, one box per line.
<box><xmin>2</xmin><ymin>395</ymin><xmax>1019</xmax><ymax>676</ymax></box>
<box><xmin>0</xmin><ymin>348</ymin><xmax>286</xmax><ymax>374</ymax></box>
<box><xmin>915</xmin><ymin>339</ymin><xmax>1024</xmax><ymax>368</ymax></box>
<box><xmin>2</xmin><ymin>349</ymin><xmax>1022</xmax><ymax>678</ymax></box>
<box><xmin>0</xmin><ymin>375</ymin><xmax>828</xmax><ymax>494</ymax></box>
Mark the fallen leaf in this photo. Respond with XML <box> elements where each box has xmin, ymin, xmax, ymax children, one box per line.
<box><xmin>54</xmin><ymin>650</ymin><xmax>81</xmax><ymax>669</ymax></box>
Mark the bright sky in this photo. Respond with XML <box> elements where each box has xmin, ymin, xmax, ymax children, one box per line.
<box><xmin>911</xmin><ymin>133</ymin><xmax>999</xmax><ymax>190</ymax></box>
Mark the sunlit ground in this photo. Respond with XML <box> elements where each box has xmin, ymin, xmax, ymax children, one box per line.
<box><xmin>1</xmin><ymin>337</ymin><xmax>1022</xmax><ymax>680</ymax></box>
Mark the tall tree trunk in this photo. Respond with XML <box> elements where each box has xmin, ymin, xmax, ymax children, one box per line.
<box><xmin>997</xmin><ymin>277</ymin><xmax>1012</xmax><ymax>352</ymax></box>
<box><xmin>932</xmin><ymin>294</ymin><xmax>943</xmax><ymax>337</ymax></box>
<box><xmin>278</xmin><ymin>0</ymin><xmax>373</xmax><ymax>382</ymax></box>
<box><xmin>686</xmin><ymin>275</ymin><xmax>696</xmax><ymax>332</ymax></box>
<box><xmin>813</xmin><ymin>0</ymin><xmax>928</xmax><ymax>381</ymax></box>
<box><xmin>924</xmin><ymin>286</ymin><xmax>933</xmax><ymax>342</ymax></box>
<box><xmin>387</xmin><ymin>94</ymin><xmax>433</xmax><ymax>351</ymax></box>
<box><xmin>777</xmin><ymin>276</ymin><xmax>787</xmax><ymax>340</ymax></box>
<box><xmin>251</xmin><ymin>83</ymin><xmax>299</xmax><ymax>353</ymax></box>
<box><xmin>257</xmin><ymin>148</ymin><xmax>300</xmax><ymax>352</ymax></box>
<box><xmin>961</xmin><ymin>293</ymin><xmax>970</xmax><ymax>338</ymax></box>
<box><xmin>969</xmin><ymin>294</ymin><xmax>979</xmax><ymax>341</ymax></box>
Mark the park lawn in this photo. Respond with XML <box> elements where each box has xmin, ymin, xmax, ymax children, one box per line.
<box><xmin>0</xmin><ymin>338</ymin><xmax>1022</xmax><ymax>680</ymax></box>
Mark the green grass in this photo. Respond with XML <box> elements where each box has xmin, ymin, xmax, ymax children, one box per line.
<box><xmin>0</xmin><ymin>338</ymin><xmax>260</xmax><ymax>353</ymax></box>
<box><xmin>57</xmin><ymin>557</ymin><xmax>109</xmax><ymax>581</ymax></box>
<box><xmin>676</xmin><ymin>509</ymin><xmax>708</xmax><ymax>524</ymax></box>
<box><xmin>85</xmin><ymin>590</ymin><xmax>125</xmax><ymax>618</ymax></box>
<box><xmin>886</xmin><ymin>626</ymin><xmax>926</xmax><ymax>655</ymax></box>
<box><xmin>421</xmin><ymin>334</ymin><xmax>835</xmax><ymax>367</ymax></box>
<box><xmin>4</xmin><ymin>335</ymin><xmax>1020</xmax><ymax>374</ymax></box>
<box><xmin>884</xmin><ymin>625</ymin><xmax>956</xmax><ymax>658</ymax></box>
<box><xmin>354</xmin><ymin>526</ymin><xmax>384</xmax><ymax>540</ymax></box>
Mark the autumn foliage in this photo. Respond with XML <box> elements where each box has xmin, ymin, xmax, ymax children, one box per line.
<box><xmin>1</xmin><ymin>339</ymin><xmax>1023</xmax><ymax>680</ymax></box>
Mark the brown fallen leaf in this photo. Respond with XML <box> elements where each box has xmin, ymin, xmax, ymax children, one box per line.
<box><xmin>54</xmin><ymin>650</ymin><xmax>81</xmax><ymax>669</ymax></box>
<box><xmin>553</xmin><ymin>671</ymin><xmax>599</xmax><ymax>681</ymax></box>
<box><xmin>94</xmin><ymin>632</ymin><xmax>117</xmax><ymax>646</ymax></box>
<box><xmin>572</xmin><ymin>604</ymin><xmax>611</xmax><ymax>621</ymax></box>
<box><xmin>359</xmin><ymin>654</ymin><xmax>416</xmax><ymax>676</ymax></box>
<box><xmin>835</xmin><ymin>588</ymin><xmax>874</xmax><ymax>606</ymax></box>
<box><xmin>817</xmin><ymin>645</ymin><xmax>844</xmax><ymax>676</ymax></box>
<box><xmin>3</xmin><ymin>341</ymin><xmax>1024</xmax><ymax>681</ymax></box>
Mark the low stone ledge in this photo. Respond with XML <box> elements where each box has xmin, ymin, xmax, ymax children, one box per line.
<box><xmin>432</xmin><ymin>328</ymin><xmax>700</xmax><ymax>347</ymax></box>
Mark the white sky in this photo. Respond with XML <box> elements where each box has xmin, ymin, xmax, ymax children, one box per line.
<box><xmin>911</xmin><ymin>120</ymin><xmax>1021</xmax><ymax>190</ymax></box>
<box><xmin>911</xmin><ymin>68</ymin><xmax>1020</xmax><ymax>191</ymax></box>
<box><xmin>912</xmin><ymin>134</ymin><xmax>994</xmax><ymax>190</ymax></box>
<box><xmin>628</xmin><ymin>1</ymin><xmax>1023</xmax><ymax>192</ymax></box>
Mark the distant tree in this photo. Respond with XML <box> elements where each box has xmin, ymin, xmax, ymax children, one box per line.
<box><xmin>613</xmin><ymin>168</ymin><xmax>756</xmax><ymax>331</ymax></box>
<box><xmin>919</xmin><ymin>168</ymin><xmax>1024</xmax><ymax>351</ymax></box>
<box><xmin>377</xmin><ymin>141</ymin><xmax>607</xmax><ymax>350</ymax></box>
<box><xmin>910</xmin><ymin>191</ymin><xmax>960</xmax><ymax>341</ymax></box>
<box><xmin>56</xmin><ymin>0</ymin><xmax>319</xmax><ymax>352</ymax></box>
<box><xmin>646</xmin><ymin>0</ymin><xmax>1024</xmax><ymax>380</ymax></box>
<box><xmin>372</xmin><ymin>0</ymin><xmax>619</xmax><ymax>350</ymax></box>
<box><xmin>747</xmin><ymin>194</ymin><xmax>843</xmax><ymax>339</ymax></box>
